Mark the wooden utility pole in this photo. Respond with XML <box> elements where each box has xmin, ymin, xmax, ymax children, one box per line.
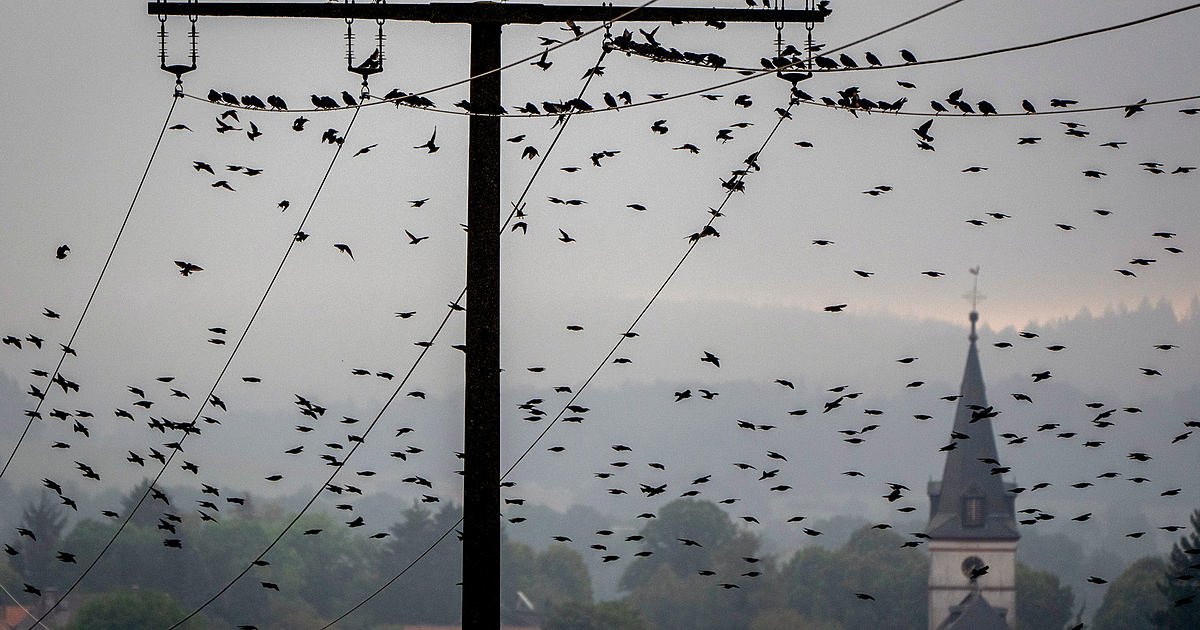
<box><xmin>147</xmin><ymin>3</ymin><xmax>828</xmax><ymax>628</ymax></box>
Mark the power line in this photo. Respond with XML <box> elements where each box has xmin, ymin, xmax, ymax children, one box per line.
<box><xmin>161</xmin><ymin>46</ymin><xmax>614</xmax><ymax>629</ymax></box>
<box><xmin>307</xmin><ymin>92</ymin><xmax>797</xmax><ymax>630</ymax></box>
<box><xmin>0</xmin><ymin>582</ymin><xmax>55</xmax><ymax>630</ymax></box>
<box><xmin>29</xmin><ymin>102</ymin><xmax>365</xmax><ymax>630</ymax></box>
<box><xmin>794</xmin><ymin>92</ymin><xmax>1200</xmax><ymax>117</ymax></box>
<box><xmin>180</xmin><ymin>0</ymin><xmax>661</xmax><ymax>117</ymax></box>
<box><xmin>227</xmin><ymin>4</ymin><xmax>987</xmax><ymax>623</ymax></box>
<box><xmin>317</xmin><ymin>515</ymin><xmax>464</xmax><ymax>630</ymax></box>
<box><xmin>501</xmin><ymin>46</ymin><xmax>611</xmax><ymax>230</ymax></box>
<box><xmin>170</xmin><ymin>0</ymin><xmax>1200</xmax><ymax>122</ymax></box>
<box><xmin>620</xmin><ymin>0</ymin><xmax>1200</xmax><ymax>74</ymax></box>
<box><xmin>501</xmin><ymin>99</ymin><xmax>795</xmax><ymax>484</ymax></box>
<box><xmin>0</xmin><ymin>94</ymin><xmax>181</xmax><ymax>482</ymax></box>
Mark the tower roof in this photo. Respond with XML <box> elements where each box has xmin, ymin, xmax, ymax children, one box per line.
<box><xmin>926</xmin><ymin>310</ymin><xmax>1019</xmax><ymax>540</ymax></box>
<box><xmin>935</xmin><ymin>587</ymin><xmax>1013</xmax><ymax>630</ymax></box>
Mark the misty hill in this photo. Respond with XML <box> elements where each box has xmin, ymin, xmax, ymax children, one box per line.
<box><xmin>2</xmin><ymin>295</ymin><xmax>1196</xmax><ymax>606</ymax></box>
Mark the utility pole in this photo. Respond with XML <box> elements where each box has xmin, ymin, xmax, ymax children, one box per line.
<box><xmin>147</xmin><ymin>3</ymin><xmax>828</xmax><ymax>627</ymax></box>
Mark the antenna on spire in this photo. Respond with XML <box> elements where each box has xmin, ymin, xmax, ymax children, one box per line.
<box><xmin>968</xmin><ymin>266</ymin><xmax>980</xmax><ymax>310</ymax></box>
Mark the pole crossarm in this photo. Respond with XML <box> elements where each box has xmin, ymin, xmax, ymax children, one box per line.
<box><xmin>148</xmin><ymin>2</ymin><xmax>829</xmax><ymax>24</ymax></box>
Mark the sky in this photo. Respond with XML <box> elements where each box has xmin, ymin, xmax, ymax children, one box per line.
<box><xmin>1</xmin><ymin>0</ymin><xmax>1199</xmax><ymax>618</ymax></box>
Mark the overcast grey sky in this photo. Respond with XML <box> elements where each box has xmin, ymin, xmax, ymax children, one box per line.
<box><xmin>1</xmin><ymin>0</ymin><xmax>1199</xmax><ymax>612</ymax></box>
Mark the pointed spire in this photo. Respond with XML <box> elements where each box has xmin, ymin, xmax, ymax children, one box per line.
<box><xmin>926</xmin><ymin>302</ymin><xmax>1019</xmax><ymax>540</ymax></box>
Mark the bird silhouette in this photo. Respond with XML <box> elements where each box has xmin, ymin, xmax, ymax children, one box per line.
<box><xmin>415</xmin><ymin>129</ymin><xmax>439</xmax><ymax>153</ymax></box>
<box><xmin>175</xmin><ymin>261</ymin><xmax>203</xmax><ymax>276</ymax></box>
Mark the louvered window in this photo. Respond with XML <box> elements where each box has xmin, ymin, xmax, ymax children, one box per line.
<box><xmin>962</xmin><ymin>496</ymin><xmax>985</xmax><ymax>527</ymax></box>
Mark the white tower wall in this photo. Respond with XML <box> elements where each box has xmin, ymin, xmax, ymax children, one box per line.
<box><xmin>927</xmin><ymin>539</ymin><xmax>1016</xmax><ymax>630</ymax></box>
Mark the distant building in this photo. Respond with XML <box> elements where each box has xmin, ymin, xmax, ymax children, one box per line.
<box><xmin>1</xmin><ymin>587</ymin><xmax>72</xmax><ymax>630</ymax></box>
<box><xmin>927</xmin><ymin>308</ymin><xmax>1019</xmax><ymax>630</ymax></box>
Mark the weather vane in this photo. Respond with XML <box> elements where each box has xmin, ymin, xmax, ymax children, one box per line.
<box><xmin>965</xmin><ymin>266</ymin><xmax>985</xmax><ymax>312</ymax></box>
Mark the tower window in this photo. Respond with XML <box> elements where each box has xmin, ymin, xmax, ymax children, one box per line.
<box><xmin>962</xmin><ymin>497</ymin><xmax>985</xmax><ymax>527</ymax></box>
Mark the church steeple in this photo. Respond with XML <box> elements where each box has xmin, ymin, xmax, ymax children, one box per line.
<box><xmin>926</xmin><ymin>272</ymin><xmax>1019</xmax><ymax>630</ymax></box>
<box><xmin>926</xmin><ymin>306</ymin><xmax>1018</xmax><ymax>540</ymax></box>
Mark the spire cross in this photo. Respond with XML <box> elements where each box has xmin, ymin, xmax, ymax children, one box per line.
<box><xmin>966</xmin><ymin>266</ymin><xmax>982</xmax><ymax>340</ymax></box>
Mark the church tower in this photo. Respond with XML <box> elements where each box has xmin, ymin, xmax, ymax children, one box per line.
<box><xmin>926</xmin><ymin>297</ymin><xmax>1019</xmax><ymax>630</ymax></box>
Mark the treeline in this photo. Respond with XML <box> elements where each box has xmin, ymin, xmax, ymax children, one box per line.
<box><xmin>3</xmin><ymin>494</ymin><xmax>1195</xmax><ymax>630</ymax></box>
<box><xmin>542</xmin><ymin>499</ymin><xmax>1198</xmax><ymax>630</ymax></box>
<box><xmin>2</xmin><ymin>488</ymin><xmax>471</xmax><ymax>629</ymax></box>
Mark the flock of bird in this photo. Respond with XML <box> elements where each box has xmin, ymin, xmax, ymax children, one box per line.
<box><xmin>2</xmin><ymin>7</ymin><xmax>1198</xmax><ymax>626</ymax></box>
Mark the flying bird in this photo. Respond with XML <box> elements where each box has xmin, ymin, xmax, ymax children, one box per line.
<box><xmin>175</xmin><ymin>261</ymin><xmax>203</xmax><ymax>276</ymax></box>
<box><xmin>415</xmin><ymin>129</ymin><xmax>439</xmax><ymax>153</ymax></box>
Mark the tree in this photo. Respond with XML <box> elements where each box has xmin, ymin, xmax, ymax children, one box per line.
<box><xmin>61</xmin><ymin>588</ymin><xmax>207</xmax><ymax>630</ymax></box>
<box><xmin>544</xmin><ymin>600</ymin><xmax>649</xmax><ymax>630</ymax></box>
<box><xmin>10</xmin><ymin>492</ymin><xmax>68</xmax><ymax>589</ymax></box>
<box><xmin>120</xmin><ymin>479</ymin><xmax>165</xmax><ymax>527</ymax></box>
<box><xmin>619</xmin><ymin>499</ymin><xmax>738</xmax><ymax>591</ymax></box>
<box><xmin>364</xmin><ymin>501</ymin><xmax>463</xmax><ymax>626</ymax></box>
<box><xmin>1015</xmin><ymin>561</ymin><xmax>1074</xmax><ymax>630</ymax></box>
<box><xmin>500</xmin><ymin>535</ymin><xmax>591</xmax><ymax>611</ymax></box>
<box><xmin>620</xmin><ymin>500</ymin><xmax>771</xmax><ymax>630</ymax></box>
<box><xmin>781</xmin><ymin>525</ymin><xmax>927</xmax><ymax>630</ymax></box>
<box><xmin>626</xmin><ymin>562</ymin><xmax>759</xmax><ymax>630</ymax></box>
<box><xmin>531</xmin><ymin>543</ymin><xmax>593</xmax><ymax>608</ymax></box>
<box><xmin>1153</xmin><ymin>508</ymin><xmax>1200</xmax><ymax>629</ymax></box>
<box><xmin>1092</xmin><ymin>556</ymin><xmax>1168</xmax><ymax>630</ymax></box>
<box><xmin>749</xmin><ymin>608</ymin><xmax>846</xmax><ymax>630</ymax></box>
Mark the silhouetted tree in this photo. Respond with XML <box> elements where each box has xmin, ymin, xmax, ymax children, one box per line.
<box><xmin>365</xmin><ymin>501</ymin><xmax>463</xmax><ymax>625</ymax></box>
<box><xmin>11</xmin><ymin>492</ymin><xmax>68</xmax><ymax>588</ymax></box>
<box><xmin>620</xmin><ymin>498</ymin><xmax>737</xmax><ymax>591</ymax></box>
<box><xmin>1092</xmin><ymin>556</ymin><xmax>1168</xmax><ymax>630</ymax></box>
<box><xmin>782</xmin><ymin>526</ymin><xmax>926</xmax><ymax>630</ymax></box>
<box><xmin>120</xmin><ymin>479</ymin><xmax>164</xmax><ymax>527</ymax></box>
<box><xmin>1153</xmin><ymin>509</ymin><xmax>1200</xmax><ymax>629</ymax></box>
<box><xmin>544</xmin><ymin>600</ymin><xmax>648</xmax><ymax>630</ymax></box>
<box><xmin>61</xmin><ymin>588</ymin><xmax>207</xmax><ymax>630</ymax></box>
<box><xmin>1015</xmin><ymin>561</ymin><xmax>1074</xmax><ymax>630</ymax></box>
<box><xmin>503</xmin><ymin>538</ymin><xmax>592</xmax><ymax>611</ymax></box>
